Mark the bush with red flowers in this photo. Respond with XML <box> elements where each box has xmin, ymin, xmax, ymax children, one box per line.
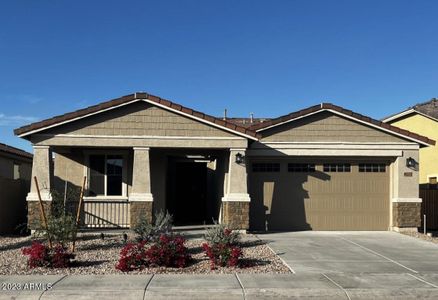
<box><xmin>22</xmin><ymin>242</ymin><xmax>75</xmax><ymax>268</ymax></box>
<box><xmin>116</xmin><ymin>234</ymin><xmax>190</xmax><ymax>272</ymax></box>
<box><xmin>202</xmin><ymin>224</ymin><xmax>243</xmax><ymax>269</ymax></box>
<box><xmin>202</xmin><ymin>242</ymin><xmax>242</xmax><ymax>269</ymax></box>
<box><xmin>115</xmin><ymin>240</ymin><xmax>148</xmax><ymax>272</ymax></box>
<box><xmin>145</xmin><ymin>234</ymin><xmax>190</xmax><ymax>268</ymax></box>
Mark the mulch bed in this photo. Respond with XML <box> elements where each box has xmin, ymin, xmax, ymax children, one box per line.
<box><xmin>0</xmin><ymin>232</ymin><xmax>291</xmax><ymax>275</ymax></box>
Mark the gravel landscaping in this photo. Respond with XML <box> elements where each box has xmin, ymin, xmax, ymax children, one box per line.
<box><xmin>0</xmin><ymin>232</ymin><xmax>291</xmax><ymax>275</ymax></box>
<box><xmin>400</xmin><ymin>230</ymin><xmax>438</xmax><ymax>244</ymax></box>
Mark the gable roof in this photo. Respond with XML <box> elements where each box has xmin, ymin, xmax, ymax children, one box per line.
<box><xmin>0</xmin><ymin>142</ymin><xmax>33</xmax><ymax>160</ymax></box>
<box><xmin>14</xmin><ymin>92</ymin><xmax>259</xmax><ymax>140</ymax></box>
<box><xmin>249</xmin><ymin>103</ymin><xmax>435</xmax><ymax>146</ymax></box>
<box><xmin>382</xmin><ymin>98</ymin><xmax>438</xmax><ymax>123</ymax></box>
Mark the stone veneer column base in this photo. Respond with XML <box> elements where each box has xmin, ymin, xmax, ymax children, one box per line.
<box><xmin>27</xmin><ymin>201</ymin><xmax>52</xmax><ymax>230</ymax></box>
<box><xmin>392</xmin><ymin>202</ymin><xmax>421</xmax><ymax>229</ymax></box>
<box><xmin>130</xmin><ymin>201</ymin><xmax>153</xmax><ymax>228</ymax></box>
<box><xmin>221</xmin><ymin>198</ymin><xmax>250</xmax><ymax>230</ymax></box>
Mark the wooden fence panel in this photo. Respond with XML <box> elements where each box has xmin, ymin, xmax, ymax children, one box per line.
<box><xmin>420</xmin><ymin>189</ymin><xmax>438</xmax><ymax>230</ymax></box>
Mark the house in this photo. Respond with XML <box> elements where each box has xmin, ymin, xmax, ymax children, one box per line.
<box><xmin>383</xmin><ymin>99</ymin><xmax>438</xmax><ymax>188</ymax></box>
<box><xmin>0</xmin><ymin>143</ymin><xmax>32</xmax><ymax>234</ymax></box>
<box><xmin>14</xmin><ymin>92</ymin><xmax>435</xmax><ymax>232</ymax></box>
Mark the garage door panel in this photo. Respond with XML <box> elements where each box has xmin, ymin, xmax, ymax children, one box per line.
<box><xmin>249</xmin><ymin>160</ymin><xmax>389</xmax><ymax>231</ymax></box>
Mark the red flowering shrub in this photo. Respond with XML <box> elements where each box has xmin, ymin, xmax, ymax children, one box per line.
<box><xmin>116</xmin><ymin>234</ymin><xmax>190</xmax><ymax>272</ymax></box>
<box><xmin>202</xmin><ymin>242</ymin><xmax>242</xmax><ymax>269</ymax></box>
<box><xmin>202</xmin><ymin>226</ymin><xmax>243</xmax><ymax>269</ymax></box>
<box><xmin>146</xmin><ymin>234</ymin><xmax>190</xmax><ymax>268</ymax></box>
<box><xmin>115</xmin><ymin>241</ymin><xmax>148</xmax><ymax>272</ymax></box>
<box><xmin>22</xmin><ymin>242</ymin><xmax>74</xmax><ymax>268</ymax></box>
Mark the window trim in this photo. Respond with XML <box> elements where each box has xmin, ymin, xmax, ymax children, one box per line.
<box><xmin>83</xmin><ymin>150</ymin><xmax>128</xmax><ymax>200</ymax></box>
<box><xmin>358</xmin><ymin>163</ymin><xmax>386</xmax><ymax>173</ymax></box>
<box><xmin>288</xmin><ymin>163</ymin><xmax>316</xmax><ymax>173</ymax></box>
<box><xmin>323</xmin><ymin>163</ymin><xmax>351</xmax><ymax>173</ymax></box>
<box><xmin>252</xmin><ymin>162</ymin><xmax>280</xmax><ymax>173</ymax></box>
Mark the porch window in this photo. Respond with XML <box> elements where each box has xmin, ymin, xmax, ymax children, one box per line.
<box><xmin>88</xmin><ymin>154</ymin><xmax>124</xmax><ymax>196</ymax></box>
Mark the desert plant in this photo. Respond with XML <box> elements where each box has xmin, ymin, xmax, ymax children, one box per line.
<box><xmin>204</xmin><ymin>223</ymin><xmax>240</xmax><ymax>246</ymax></box>
<box><xmin>134</xmin><ymin>210</ymin><xmax>173</xmax><ymax>242</ymax></box>
<box><xmin>22</xmin><ymin>242</ymin><xmax>75</xmax><ymax>268</ymax></box>
<box><xmin>115</xmin><ymin>241</ymin><xmax>148</xmax><ymax>272</ymax></box>
<box><xmin>202</xmin><ymin>242</ymin><xmax>242</xmax><ymax>269</ymax></box>
<box><xmin>116</xmin><ymin>233</ymin><xmax>190</xmax><ymax>272</ymax></box>
<box><xmin>203</xmin><ymin>223</ymin><xmax>242</xmax><ymax>269</ymax></box>
<box><xmin>145</xmin><ymin>234</ymin><xmax>190</xmax><ymax>268</ymax></box>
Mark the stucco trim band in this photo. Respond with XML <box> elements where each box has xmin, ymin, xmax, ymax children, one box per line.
<box><xmin>26</xmin><ymin>192</ymin><xmax>52</xmax><ymax>202</ymax></box>
<box><xmin>129</xmin><ymin>193</ymin><xmax>154</xmax><ymax>202</ymax></box>
<box><xmin>392</xmin><ymin>198</ymin><xmax>422</xmax><ymax>203</ymax></box>
<box><xmin>222</xmin><ymin>193</ymin><xmax>251</xmax><ymax>202</ymax></box>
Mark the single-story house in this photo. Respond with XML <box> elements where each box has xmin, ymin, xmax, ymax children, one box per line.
<box><xmin>14</xmin><ymin>92</ymin><xmax>435</xmax><ymax>231</ymax></box>
<box><xmin>0</xmin><ymin>142</ymin><xmax>32</xmax><ymax>234</ymax></box>
<box><xmin>383</xmin><ymin>99</ymin><xmax>438</xmax><ymax>188</ymax></box>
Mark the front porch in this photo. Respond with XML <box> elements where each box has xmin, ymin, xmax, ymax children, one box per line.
<box><xmin>26</xmin><ymin>146</ymin><xmax>250</xmax><ymax>230</ymax></box>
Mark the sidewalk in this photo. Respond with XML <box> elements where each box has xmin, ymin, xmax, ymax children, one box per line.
<box><xmin>2</xmin><ymin>273</ymin><xmax>438</xmax><ymax>299</ymax></box>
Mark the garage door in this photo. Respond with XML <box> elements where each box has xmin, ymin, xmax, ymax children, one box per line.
<box><xmin>249</xmin><ymin>160</ymin><xmax>390</xmax><ymax>231</ymax></box>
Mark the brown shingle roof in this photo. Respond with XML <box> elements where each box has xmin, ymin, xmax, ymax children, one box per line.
<box><xmin>0</xmin><ymin>143</ymin><xmax>33</xmax><ymax>160</ymax></box>
<box><xmin>249</xmin><ymin>103</ymin><xmax>435</xmax><ymax>146</ymax></box>
<box><xmin>14</xmin><ymin>92</ymin><xmax>259</xmax><ymax>139</ymax></box>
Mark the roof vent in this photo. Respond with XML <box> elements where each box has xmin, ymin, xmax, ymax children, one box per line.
<box><xmin>250</xmin><ymin>112</ymin><xmax>254</xmax><ymax>123</ymax></box>
<box><xmin>223</xmin><ymin>109</ymin><xmax>227</xmax><ymax>120</ymax></box>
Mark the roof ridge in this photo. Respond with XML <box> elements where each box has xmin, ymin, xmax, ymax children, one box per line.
<box><xmin>14</xmin><ymin>92</ymin><xmax>259</xmax><ymax>139</ymax></box>
<box><xmin>248</xmin><ymin>103</ymin><xmax>435</xmax><ymax>146</ymax></box>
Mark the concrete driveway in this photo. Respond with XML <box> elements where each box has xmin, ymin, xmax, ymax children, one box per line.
<box><xmin>261</xmin><ymin>231</ymin><xmax>438</xmax><ymax>274</ymax></box>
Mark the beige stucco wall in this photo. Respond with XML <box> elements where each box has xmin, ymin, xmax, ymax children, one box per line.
<box><xmin>260</xmin><ymin>111</ymin><xmax>407</xmax><ymax>143</ymax></box>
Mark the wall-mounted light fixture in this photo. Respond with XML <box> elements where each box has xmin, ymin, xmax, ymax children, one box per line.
<box><xmin>406</xmin><ymin>157</ymin><xmax>416</xmax><ymax>168</ymax></box>
<box><xmin>235</xmin><ymin>152</ymin><xmax>245</xmax><ymax>164</ymax></box>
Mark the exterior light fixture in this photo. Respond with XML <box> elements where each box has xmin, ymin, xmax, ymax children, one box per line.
<box><xmin>406</xmin><ymin>157</ymin><xmax>416</xmax><ymax>168</ymax></box>
<box><xmin>235</xmin><ymin>152</ymin><xmax>245</xmax><ymax>164</ymax></box>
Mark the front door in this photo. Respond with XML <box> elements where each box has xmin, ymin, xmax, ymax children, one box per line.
<box><xmin>168</xmin><ymin>162</ymin><xmax>207</xmax><ymax>225</ymax></box>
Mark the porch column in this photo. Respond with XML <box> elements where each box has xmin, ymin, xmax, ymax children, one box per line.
<box><xmin>222</xmin><ymin>148</ymin><xmax>250</xmax><ymax>230</ymax></box>
<box><xmin>391</xmin><ymin>149</ymin><xmax>421</xmax><ymax>232</ymax></box>
<box><xmin>27</xmin><ymin>145</ymin><xmax>53</xmax><ymax>230</ymax></box>
<box><xmin>129</xmin><ymin>147</ymin><xmax>153</xmax><ymax>227</ymax></box>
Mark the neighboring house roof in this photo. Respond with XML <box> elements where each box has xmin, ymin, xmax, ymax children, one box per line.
<box><xmin>248</xmin><ymin>103</ymin><xmax>435</xmax><ymax>146</ymax></box>
<box><xmin>14</xmin><ymin>92</ymin><xmax>260</xmax><ymax>140</ymax></box>
<box><xmin>226</xmin><ymin>117</ymin><xmax>271</xmax><ymax>128</ymax></box>
<box><xmin>382</xmin><ymin>98</ymin><xmax>438</xmax><ymax>123</ymax></box>
<box><xmin>0</xmin><ymin>142</ymin><xmax>33</xmax><ymax>160</ymax></box>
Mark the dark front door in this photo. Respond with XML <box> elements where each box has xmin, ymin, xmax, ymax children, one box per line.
<box><xmin>168</xmin><ymin>162</ymin><xmax>207</xmax><ymax>225</ymax></box>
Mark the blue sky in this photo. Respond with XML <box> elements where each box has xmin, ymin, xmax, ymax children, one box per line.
<box><xmin>1</xmin><ymin>0</ymin><xmax>438</xmax><ymax>152</ymax></box>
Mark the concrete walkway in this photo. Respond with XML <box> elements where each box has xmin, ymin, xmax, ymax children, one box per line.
<box><xmin>2</xmin><ymin>232</ymin><xmax>438</xmax><ymax>299</ymax></box>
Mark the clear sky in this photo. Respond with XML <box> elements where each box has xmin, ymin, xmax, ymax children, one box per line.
<box><xmin>1</xmin><ymin>0</ymin><xmax>438</xmax><ymax>152</ymax></box>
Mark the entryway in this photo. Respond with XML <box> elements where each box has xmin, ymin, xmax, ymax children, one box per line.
<box><xmin>166</xmin><ymin>160</ymin><xmax>213</xmax><ymax>226</ymax></box>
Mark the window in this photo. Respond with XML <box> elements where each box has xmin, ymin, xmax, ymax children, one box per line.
<box><xmin>88</xmin><ymin>154</ymin><xmax>124</xmax><ymax>196</ymax></box>
<box><xmin>13</xmin><ymin>163</ymin><xmax>20</xmax><ymax>180</ymax></box>
<box><xmin>323</xmin><ymin>163</ymin><xmax>351</xmax><ymax>172</ymax></box>
<box><xmin>288</xmin><ymin>163</ymin><xmax>315</xmax><ymax>172</ymax></box>
<box><xmin>358</xmin><ymin>163</ymin><xmax>386</xmax><ymax>173</ymax></box>
<box><xmin>252</xmin><ymin>163</ymin><xmax>280</xmax><ymax>172</ymax></box>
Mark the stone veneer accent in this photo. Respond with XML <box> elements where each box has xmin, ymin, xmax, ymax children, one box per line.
<box><xmin>392</xmin><ymin>202</ymin><xmax>421</xmax><ymax>228</ymax></box>
<box><xmin>130</xmin><ymin>201</ymin><xmax>153</xmax><ymax>228</ymax></box>
<box><xmin>222</xmin><ymin>201</ymin><xmax>249</xmax><ymax>230</ymax></box>
<box><xmin>27</xmin><ymin>201</ymin><xmax>51</xmax><ymax>230</ymax></box>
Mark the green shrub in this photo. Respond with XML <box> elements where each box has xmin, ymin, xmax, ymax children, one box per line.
<box><xmin>204</xmin><ymin>223</ymin><xmax>240</xmax><ymax>246</ymax></box>
<box><xmin>134</xmin><ymin>210</ymin><xmax>173</xmax><ymax>242</ymax></box>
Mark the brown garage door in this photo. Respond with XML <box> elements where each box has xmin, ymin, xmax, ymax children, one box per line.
<box><xmin>249</xmin><ymin>160</ymin><xmax>390</xmax><ymax>231</ymax></box>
